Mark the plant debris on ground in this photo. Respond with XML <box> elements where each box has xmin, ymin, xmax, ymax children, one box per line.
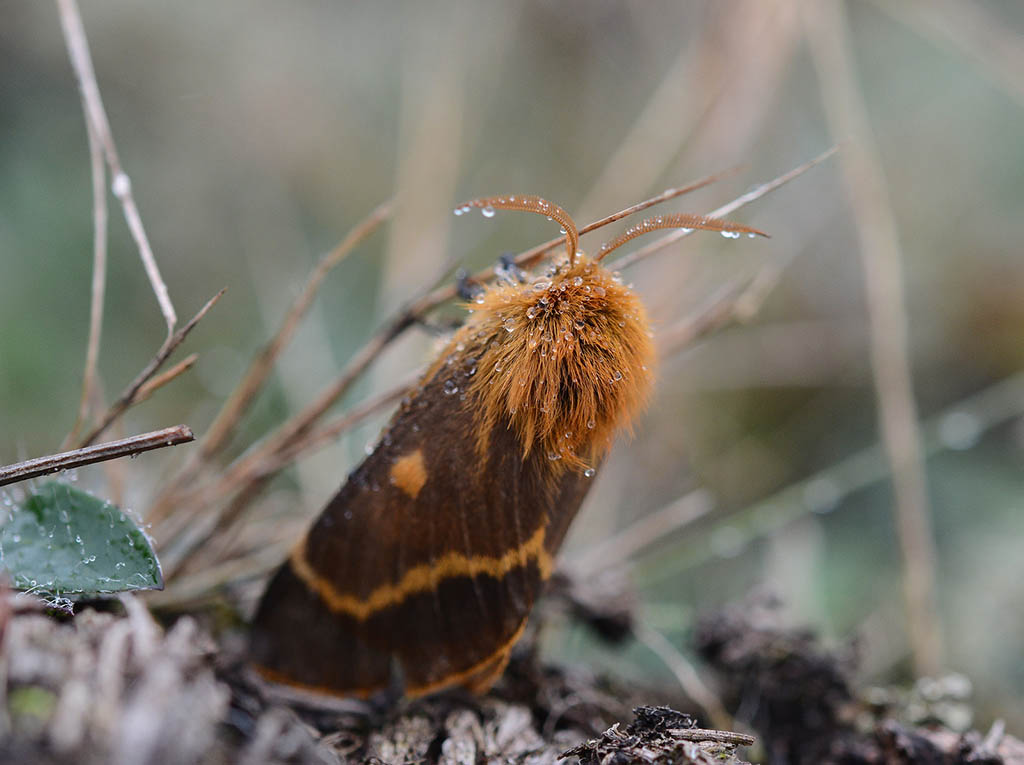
<box><xmin>1</xmin><ymin>592</ymin><xmax>1022</xmax><ymax>764</ymax></box>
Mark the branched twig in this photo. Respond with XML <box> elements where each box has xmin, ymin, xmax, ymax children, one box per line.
<box><xmin>56</xmin><ymin>0</ymin><xmax>176</xmax><ymax>334</ymax></box>
<box><xmin>79</xmin><ymin>290</ymin><xmax>225</xmax><ymax>447</ymax></box>
<box><xmin>0</xmin><ymin>426</ymin><xmax>194</xmax><ymax>488</ymax></box>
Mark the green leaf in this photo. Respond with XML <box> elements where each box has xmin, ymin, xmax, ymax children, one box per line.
<box><xmin>0</xmin><ymin>481</ymin><xmax>162</xmax><ymax>595</ymax></box>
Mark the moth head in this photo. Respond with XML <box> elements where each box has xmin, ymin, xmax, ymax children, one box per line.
<box><xmin>447</xmin><ymin>196</ymin><xmax>766</xmax><ymax>474</ymax></box>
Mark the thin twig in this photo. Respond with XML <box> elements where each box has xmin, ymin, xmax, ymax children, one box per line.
<box><xmin>134</xmin><ymin>354</ymin><xmax>198</xmax><ymax>405</ymax></box>
<box><xmin>198</xmin><ymin>200</ymin><xmax>392</xmax><ymax>463</ymax></box>
<box><xmin>669</xmin><ymin>728</ymin><xmax>756</xmax><ymax>747</ymax></box>
<box><xmin>804</xmin><ymin>0</ymin><xmax>941</xmax><ymax>677</ymax></box>
<box><xmin>0</xmin><ymin>426</ymin><xmax>194</xmax><ymax>488</ymax></box>
<box><xmin>79</xmin><ymin>289</ymin><xmax>225</xmax><ymax>447</ymax></box>
<box><xmin>56</xmin><ymin>0</ymin><xmax>176</xmax><ymax>334</ymax></box>
<box><xmin>64</xmin><ymin>108</ymin><xmax>109</xmax><ymax>449</ymax></box>
<box><xmin>614</xmin><ymin>146</ymin><xmax>839</xmax><ymax>271</ymax></box>
<box><xmin>633</xmin><ymin>621</ymin><xmax>732</xmax><ymax>731</ymax></box>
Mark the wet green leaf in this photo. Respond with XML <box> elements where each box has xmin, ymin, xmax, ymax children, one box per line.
<box><xmin>0</xmin><ymin>481</ymin><xmax>162</xmax><ymax>595</ymax></box>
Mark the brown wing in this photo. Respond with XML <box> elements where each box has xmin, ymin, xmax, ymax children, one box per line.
<box><xmin>250</xmin><ymin>361</ymin><xmax>593</xmax><ymax>698</ymax></box>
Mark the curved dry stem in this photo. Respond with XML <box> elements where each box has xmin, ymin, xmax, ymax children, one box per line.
<box><xmin>57</xmin><ymin>0</ymin><xmax>176</xmax><ymax>334</ymax></box>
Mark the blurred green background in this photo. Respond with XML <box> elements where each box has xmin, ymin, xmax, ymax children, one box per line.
<box><xmin>2</xmin><ymin>0</ymin><xmax>1022</xmax><ymax>729</ymax></box>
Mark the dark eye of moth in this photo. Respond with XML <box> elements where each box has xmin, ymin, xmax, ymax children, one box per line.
<box><xmin>249</xmin><ymin>195</ymin><xmax>766</xmax><ymax>699</ymax></box>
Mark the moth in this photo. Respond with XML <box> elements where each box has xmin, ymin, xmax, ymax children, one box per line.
<box><xmin>250</xmin><ymin>195</ymin><xmax>765</xmax><ymax>699</ymax></box>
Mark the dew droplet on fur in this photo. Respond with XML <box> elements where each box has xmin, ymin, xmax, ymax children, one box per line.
<box><xmin>481</xmin><ymin>205</ymin><xmax>496</xmax><ymax>218</ymax></box>
<box><xmin>547</xmin><ymin>451</ymin><xmax>561</xmax><ymax>460</ymax></box>
<box><xmin>573</xmin><ymin>276</ymin><xmax>583</xmax><ymax>287</ymax></box>
<box><xmin>584</xmin><ymin>468</ymin><xmax>596</xmax><ymax>478</ymax></box>
<box><xmin>612</xmin><ymin>370</ymin><xmax>623</xmax><ymax>381</ymax></box>
<box><xmin>527</xmin><ymin>306</ymin><xmax>538</xmax><ymax>319</ymax></box>
<box><xmin>533</xmin><ymin>280</ymin><xmax>551</xmax><ymax>292</ymax></box>
<box><xmin>720</xmin><ymin>230</ymin><xmax>741</xmax><ymax>239</ymax></box>
<box><xmin>443</xmin><ymin>379</ymin><xmax>459</xmax><ymax>395</ymax></box>
<box><xmin>587</xmin><ymin>419</ymin><xmax>596</xmax><ymax>429</ymax></box>
<box><xmin>593</xmin><ymin>286</ymin><xmax>606</xmax><ymax>297</ymax></box>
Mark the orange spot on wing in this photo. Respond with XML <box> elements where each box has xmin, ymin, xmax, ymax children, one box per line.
<box><xmin>389</xmin><ymin>449</ymin><xmax>428</xmax><ymax>499</ymax></box>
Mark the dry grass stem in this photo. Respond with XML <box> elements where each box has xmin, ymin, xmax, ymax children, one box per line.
<box><xmin>804</xmin><ymin>0</ymin><xmax>941</xmax><ymax>676</ymax></box>
<box><xmin>0</xmin><ymin>425</ymin><xmax>194</xmax><ymax>488</ymax></box>
<box><xmin>64</xmin><ymin>112</ymin><xmax>109</xmax><ymax>449</ymax></box>
<box><xmin>79</xmin><ymin>289</ymin><xmax>225</xmax><ymax>447</ymax></box>
<box><xmin>56</xmin><ymin>0</ymin><xmax>176</xmax><ymax>334</ymax></box>
<box><xmin>614</xmin><ymin>146</ymin><xmax>838</xmax><ymax>272</ymax></box>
